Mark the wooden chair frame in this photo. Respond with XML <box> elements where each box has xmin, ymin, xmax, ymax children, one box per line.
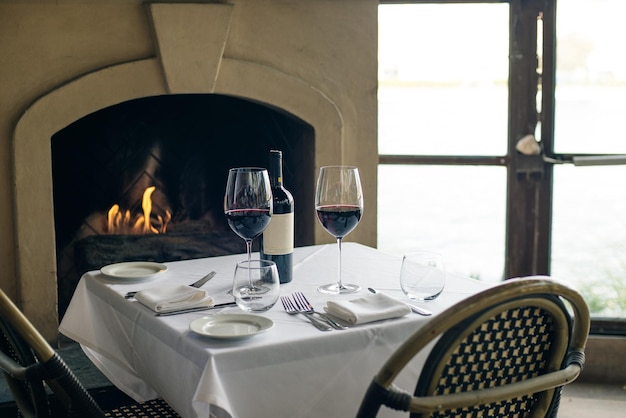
<box><xmin>0</xmin><ymin>288</ymin><xmax>179</xmax><ymax>417</ymax></box>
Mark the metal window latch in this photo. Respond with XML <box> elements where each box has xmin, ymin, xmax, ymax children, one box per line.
<box><xmin>515</xmin><ymin>134</ymin><xmax>546</xmax><ymax>179</ymax></box>
<box><xmin>515</xmin><ymin>154</ymin><xmax>546</xmax><ymax>178</ymax></box>
<box><xmin>515</xmin><ymin>134</ymin><xmax>626</xmax><ymax>177</ymax></box>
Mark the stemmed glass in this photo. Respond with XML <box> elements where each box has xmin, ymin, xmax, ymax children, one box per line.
<box><xmin>315</xmin><ymin>166</ymin><xmax>363</xmax><ymax>294</ymax></box>
<box><xmin>224</xmin><ymin>167</ymin><xmax>273</xmax><ymax>285</ymax></box>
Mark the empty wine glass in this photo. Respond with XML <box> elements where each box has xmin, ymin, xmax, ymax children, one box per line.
<box><xmin>315</xmin><ymin>166</ymin><xmax>363</xmax><ymax>294</ymax></box>
<box><xmin>224</xmin><ymin>167</ymin><xmax>273</xmax><ymax>268</ymax></box>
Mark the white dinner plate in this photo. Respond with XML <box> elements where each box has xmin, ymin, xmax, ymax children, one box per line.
<box><xmin>189</xmin><ymin>314</ymin><xmax>274</xmax><ymax>340</ymax></box>
<box><xmin>100</xmin><ymin>261</ymin><xmax>168</xmax><ymax>281</ymax></box>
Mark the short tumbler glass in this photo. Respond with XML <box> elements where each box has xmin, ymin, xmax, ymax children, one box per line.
<box><xmin>232</xmin><ymin>259</ymin><xmax>280</xmax><ymax>312</ymax></box>
<box><xmin>400</xmin><ymin>251</ymin><xmax>445</xmax><ymax>301</ymax></box>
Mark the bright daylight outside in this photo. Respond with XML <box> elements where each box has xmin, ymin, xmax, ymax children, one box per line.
<box><xmin>377</xmin><ymin>1</ymin><xmax>626</xmax><ymax>318</ymax></box>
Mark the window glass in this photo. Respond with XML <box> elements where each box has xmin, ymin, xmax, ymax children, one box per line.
<box><xmin>554</xmin><ymin>0</ymin><xmax>626</xmax><ymax>154</ymax></box>
<box><xmin>378</xmin><ymin>165</ymin><xmax>506</xmax><ymax>283</ymax></box>
<box><xmin>378</xmin><ymin>4</ymin><xmax>509</xmax><ymax>156</ymax></box>
<box><xmin>552</xmin><ymin>166</ymin><xmax>626</xmax><ymax>317</ymax></box>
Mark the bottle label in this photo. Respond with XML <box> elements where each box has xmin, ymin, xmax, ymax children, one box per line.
<box><xmin>263</xmin><ymin>213</ymin><xmax>294</xmax><ymax>255</ymax></box>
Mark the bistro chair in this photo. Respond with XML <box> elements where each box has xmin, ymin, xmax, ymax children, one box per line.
<box><xmin>356</xmin><ymin>276</ymin><xmax>590</xmax><ymax>418</ymax></box>
<box><xmin>0</xmin><ymin>288</ymin><xmax>180</xmax><ymax>418</ymax></box>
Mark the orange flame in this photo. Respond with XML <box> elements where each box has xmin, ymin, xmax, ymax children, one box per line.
<box><xmin>106</xmin><ymin>186</ymin><xmax>171</xmax><ymax>235</ymax></box>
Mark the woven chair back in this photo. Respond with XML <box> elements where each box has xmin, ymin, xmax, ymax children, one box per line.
<box><xmin>356</xmin><ymin>277</ymin><xmax>590</xmax><ymax>418</ymax></box>
<box><xmin>413</xmin><ymin>296</ymin><xmax>571</xmax><ymax>418</ymax></box>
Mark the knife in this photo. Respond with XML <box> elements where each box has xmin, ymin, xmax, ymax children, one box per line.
<box><xmin>125</xmin><ymin>271</ymin><xmax>217</xmax><ymax>299</ymax></box>
<box><xmin>156</xmin><ymin>301</ymin><xmax>237</xmax><ymax>316</ymax></box>
<box><xmin>189</xmin><ymin>271</ymin><xmax>217</xmax><ymax>289</ymax></box>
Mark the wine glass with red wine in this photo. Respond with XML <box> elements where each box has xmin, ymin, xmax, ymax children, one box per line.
<box><xmin>224</xmin><ymin>168</ymin><xmax>273</xmax><ymax>289</ymax></box>
<box><xmin>315</xmin><ymin>166</ymin><xmax>363</xmax><ymax>294</ymax></box>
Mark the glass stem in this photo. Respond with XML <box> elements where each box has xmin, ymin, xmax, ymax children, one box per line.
<box><xmin>246</xmin><ymin>239</ymin><xmax>253</xmax><ymax>287</ymax></box>
<box><xmin>337</xmin><ymin>237</ymin><xmax>343</xmax><ymax>290</ymax></box>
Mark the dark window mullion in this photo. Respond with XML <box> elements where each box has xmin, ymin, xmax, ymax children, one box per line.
<box><xmin>505</xmin><ymin>0</ymin><xmax>553</xmax><ymax>278</ymax></box>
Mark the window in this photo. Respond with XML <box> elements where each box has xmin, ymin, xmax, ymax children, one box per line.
<box><xmin>378</xmin><ymin>0</ymin><xmax>626</xmax><ymax>324</ymax></box>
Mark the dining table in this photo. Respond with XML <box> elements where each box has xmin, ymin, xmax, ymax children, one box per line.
<box><xmin>59</xmin><ymin>243</ymin><xmax>490</xmax><ymax>418</ymax></box>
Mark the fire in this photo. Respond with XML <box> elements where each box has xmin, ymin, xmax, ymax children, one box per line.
<box><xmin>106</xmin><ymin>186</ymin><xmax>171</xmax><ymax>235</ymax></box>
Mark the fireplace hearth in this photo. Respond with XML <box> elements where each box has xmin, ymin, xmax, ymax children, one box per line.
<box><xmin>52</xmin><ymin>94</ymin><xmax>315</xmax><ymax>318</ymax></box>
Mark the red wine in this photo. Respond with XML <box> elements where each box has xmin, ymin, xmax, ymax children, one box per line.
<box><xmin>316</xmin><ymin>205</ymin><xmax>362</xmax><ymax>239</ymax></box>
<box><xmin>226</xmin><ymin>209</ymin><xmax>271</xmax><ymax>240</ymax></box>
<box><xmin>261</xmin><ymin>150</ymin><xmax>294</xmax><ymax>283</ymax></box>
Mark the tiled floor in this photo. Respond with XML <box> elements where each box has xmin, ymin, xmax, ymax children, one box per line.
<box><xmin>559</xmin><ymin>382</ymin><xmax>626</xmax><ymax>418</ymax></box>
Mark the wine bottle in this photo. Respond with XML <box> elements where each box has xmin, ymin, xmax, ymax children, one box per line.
<box><xmin>261</xmin><ymin>150</ymin><xmax>294</xmax><ymax>283</ymax></box>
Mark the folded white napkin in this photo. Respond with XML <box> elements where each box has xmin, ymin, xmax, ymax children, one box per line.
<box><xmin>324</xmin><ymin>293</ymin><xmax>411</xmax><ymax>325</ymax></box>
<box><xmin>135</xmin><ymin>285</ymin><xmax>213</xmax><ymax>314</ymax></box>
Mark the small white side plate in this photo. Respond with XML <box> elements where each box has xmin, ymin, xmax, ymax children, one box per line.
<box><xmin>189</xmin><ymin>314</ymin><xmax>274</xmax><ymax>340</ymax></box>
<box><xmin>100</xmin><ymin>261</ymin><xmax>167</xmax><ymax>281</ymax></box>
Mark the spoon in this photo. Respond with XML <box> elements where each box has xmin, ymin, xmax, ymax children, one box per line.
<box><xmin>367</xmin><ymin>287</ymin><xmax>432</xmax><ymax>316</ymax></box>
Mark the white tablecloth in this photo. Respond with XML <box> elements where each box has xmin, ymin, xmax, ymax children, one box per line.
<box><xmin>59</xmin><ymin>243</ymin><xmax>489</xmax><ymax>418</ymax></box>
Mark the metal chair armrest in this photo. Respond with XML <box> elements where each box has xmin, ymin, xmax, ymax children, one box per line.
<box><xmin>0</xmin><ymin>351</ymin><xmax>28</xmax><ymax>379</ymax></box>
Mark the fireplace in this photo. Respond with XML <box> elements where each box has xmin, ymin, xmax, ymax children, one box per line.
<box><xmin>4</xmin><ymin>0</ymin><xmax>378</xmax><ymax>341</ymax></box>
<box><xmin>52</xmin><ymin>93</ymin><xmax>315</xmax><ymax>318</ymax></box>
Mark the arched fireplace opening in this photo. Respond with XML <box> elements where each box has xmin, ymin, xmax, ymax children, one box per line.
<box><xmin>52</xmin><ymin>94</ymin><xmax>315</xmax><ymax>318</ymax></box>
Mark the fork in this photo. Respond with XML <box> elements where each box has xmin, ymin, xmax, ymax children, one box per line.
<box><xmin>280</xmin><ymin>296</ymin><xmax>331</xmax><ymax>331</ymax></box>
<box><xmin>292</xmin><ymin>292</ymin><xmax>348</xmax><ymax>330</ymax></box>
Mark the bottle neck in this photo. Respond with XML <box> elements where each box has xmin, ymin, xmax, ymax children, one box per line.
<box><xmin>269</xmin><ymin>152</ymin><xmax>284</xmax><ymax>187</ymax></box>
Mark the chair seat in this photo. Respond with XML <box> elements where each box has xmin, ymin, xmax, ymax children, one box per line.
<box><xmin>105</xmin><ymin>398</ymin><xmax>180</xmax><ymax>417</ymax></box>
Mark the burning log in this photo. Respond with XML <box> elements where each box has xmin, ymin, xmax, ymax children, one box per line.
<box><xmin>74</xmin><ymin>228</ymin><xmax>251</xmax><ymax>275</ymax></box>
